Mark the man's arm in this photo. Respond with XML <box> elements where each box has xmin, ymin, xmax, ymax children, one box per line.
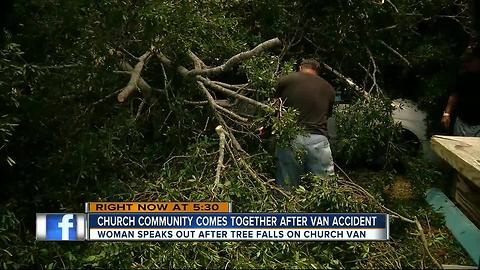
<box><xmin>441</xmin><ymin>93</ymin><xmax>458</xmax><ymax>129</ymax></box>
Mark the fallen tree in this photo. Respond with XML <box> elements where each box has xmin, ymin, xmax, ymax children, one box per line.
<box><xmin>113</xmin><ymin>38</ymin><xmax>446</xmax><ymax>269</ymax></box>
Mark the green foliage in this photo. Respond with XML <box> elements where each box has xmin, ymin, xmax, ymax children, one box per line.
<box><xmin>241</xmin><ymin>54</ymin><xmax>294</xmax><ymax>101</ymax></box>
<box><xmin>140</xmin><ymin>0</ymin><xmax>249</xmax><ymax>59</ymax></box>
<box><xmin>272</xmin><ymin>108</ymin><xmax>304</xmax><ymax>147</ymax></box>
<box><xmin>334</xmin><ymin>97</ymin><xmax>403</xmax><ymax>167</ymax></box>
<box><xmin>0</xmin><ymin>136</ymin><xmax>471</xmax><ymax>268</ymax></box>
<box><xmin>264</xmin><ymin>107</ymin><xmax>305</xmax><ymax>149</ymax></box>
<box><xmin>0</xmin><ymin>43</ymin><xmax>27</xmax><ymax>166</ymax></box>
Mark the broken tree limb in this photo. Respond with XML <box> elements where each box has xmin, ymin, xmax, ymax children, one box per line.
<box><xmin>214</xmin><ymin>104</ymin><xmax>248</xmax><ymax>123</ymax></box>
<box><xmin>415</xmin><ymin>217</ymin><xmax>443</xmax><ymax>269</ymax></box>
<box><xmin>196</xmin><ymin>81</ymin><xmax>244</xmax><ymax>152</ymax></box>
<box><xmin>117</xmin><ymin>51</ymin><xmax>153</xmax><ymax>102</ymax></box>
<box><xmin>118</xmin><ymin>60</ymin><xmax>155</xmax><ymax>97</ymax></box>
<box><xmin>190</xmin><ymin>51</ymin><xmax>248</xmax><ymax>125</ymax></box>
<box><xmin>184</xmin><ymin>99</ymin><xmax>232</xmax><ymax>108</ymax></box>
<box><xmin>214</xmin><ymin>125</ymin><xmax>226</xmax><ymax>187</ymax></box>
<box><xmin>198</xmin><ymin>76</ymin><xmax>270</xmax><ymax>109</ymax></box>
<box><xmin>320</xmin><ymin>62</ymin><xmax>369</xmax><ymax>98</ymax></box>
<box><xmin>185</xmin><ymin>38</ymin><xmax>282</xmax><ymax>76</ymax></box>
<box><xmin>154</xmin><ymin>44</ymin><xmax>272</xmax><ymax>111</ymax></box>
<box><xmin>211</xmin><ymin>81</ymin><xmax>255</xmax><ymax>92</ymax></box>
<box><xmin>365</xmin><ymin>47</ymin><xmax>384</xmax><ymax>96</ymax></box>
<box><xmin>156</xmin><ymin>52</ymin><xmax>189</xmax><ymax>77</ymax></box>
<box><xmin>187</xmin><ymin>50</ymin><xmax>208</xmax><ymax>69</ymax></box>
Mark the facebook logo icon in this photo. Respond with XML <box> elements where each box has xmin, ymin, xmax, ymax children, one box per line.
<box><xmin>36</xmin><ymin>213</ymin><xmax>85</xmax><ymax>241</ymax></box>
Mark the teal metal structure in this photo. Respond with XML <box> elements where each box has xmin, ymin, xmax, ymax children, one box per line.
<box><xmin>426</xmin><ymin>188</ymin><xmax>480</xmax><ymax>266</ymax></box>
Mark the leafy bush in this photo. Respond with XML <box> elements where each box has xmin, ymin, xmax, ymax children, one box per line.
<box><xmin>334</xmin><ymin>97</ymin><xmax>403</xmax><ymax>168</ymax></box>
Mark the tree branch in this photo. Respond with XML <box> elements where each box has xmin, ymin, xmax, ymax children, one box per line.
<box><xmin>211</xmin><ymin>81</ymin><xmax>255</xmax><ymax>92</ymax></box>
<box><xmin>184</xmin><ymin>100</ymin><xmax>208</xmax><ymax>105</ymax></box>
<box><xmin>186</xmin><ymin>38</ymin><xmax>282</xmax><ymax>76</ymax></box>
<box><xmin>118</xmin><ymin>60</ymin><xmax>156</xmax><ymax>97</ymax></box>
<box><xmin>154</xmin><ymin>44</ymin><xmax>272</xmax><ymax>111</ymax></box>
<box><xmin>196</xmin><ymin>81</ymin><xmax>244</xmax><ymax>152</ymax></box>
<box><xmin>379</xmin><ymin>40</ymin><xmax>411</xmax><ymax>66</ymax></box>
<box><xmin>320</xmin><ymin>62</ymin><xmax>369</xmax><ymax>98</ymax></box>
<box><xmin>214</xmin><ymin>125</ymin><xmax>226</xmax><ymax>187</ymax></box>
<box><xmin>187</xmin><ymin>50</ymin><xmax>208</xmax><ymax>69</ymax></box>
<box><xmin>214</xmin><ymin>103</ymin><xmax>248</xmax><ymax>122</ymax></box>
<box><xmin>117</xmin><ymin>51</ymin><xmax>153</xmax><ymax>102</ymax></box>
<box><xmin>135</xmin><ymin>98</ymin><xmax>147</xmax><ymax>120</ymax></box>
<box><xmin>198</xmin><ymin>76</ymin><xmax>270</xmax><ymax>109</ymax></box>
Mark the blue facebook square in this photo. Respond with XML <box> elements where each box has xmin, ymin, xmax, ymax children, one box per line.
<box><xmin>46</xmin><ymin>214</ymin><xmax>77</xmax><ymax>241</ymax></box>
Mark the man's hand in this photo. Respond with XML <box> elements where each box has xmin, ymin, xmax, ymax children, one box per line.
<box><xmin>441</xmin><ymin>114</ymin><xmax>451</xmax><ymax>129</ymax></box>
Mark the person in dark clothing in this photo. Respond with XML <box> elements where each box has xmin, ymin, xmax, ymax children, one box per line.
<box><xmin>274</xmin><ymin>59</ymin><xmax>335</xmax><ymax>187</ymax></box>
<box><xmin>441</xmin><ymin>46</ymin><xmax>480</xmax><ymax>137</ymax></box>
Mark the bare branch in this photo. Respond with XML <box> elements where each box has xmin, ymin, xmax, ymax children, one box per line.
<box><xmin>186</xmin><ymin>38</ymin><xmax>282</xmax><ymax>76</ymax></box>
<box><xmin>211</xmin><ymin>81</ymin><xmax>255</xmax><ymax>92</ymax></box>
<box><xmin>379</xmin><ymin>40</ymin><xmax>411</xmax><ymax>66</ymax></box>
<box><xmin>155</xmin><ymin>52</ymin><xmax>190</xmax><ymax>77</ymax></box>
<box><xmin>196</xmin><ymin>81</ymin><xmax>244</xmax><ymax>152</ymax></box>
<box><xmin>366</xmin><ymin>47</ymin><xmax>383</xmax><ymax>96</ymax></box>
<box><xmin>385</xmin><ymin>0</ymin><xmax>399</xmax><ymax>12</ymax></box>
<box><xmin>184</xmin><ymin>100</ymin><xmax>208</xmax><ymax>105</ymax></box>
<box><xmin>117</xmin><ymin>51</ymin><xmax>153</xmax><ymax>102</ymax></box>
<box><xmin>93</xmin><ymin>90</ymin><xmax>122</xmax><ymax>106</ymax></box>
<box><xmin>154</xmin><ymin>43</ymin><xmax>272</xmax><ymax>110</ymax></box>
<box><xmin>215</xmin><ymin>99</ymin><xmax>232</xmax><ymax>107</ymax></box>
<box><xmin>199</xmin><ymin>76</ymin><xmax>270</xmax><ymax>109</ymax></box>
<box><xmin>135</xmin><ymin>98</ymin><xmax>147</xmax><ymax>120</ymax></box>
<box><xmin>119</xmin><ymin>47</ymin><xmax>140</xmax><ymax>60</ymax></box>
<box><xmin>188</xmin><ymin>50</ymin><xmax>208</xmax><ymax>69</ymax></box>
<box><xmin>320</xmin><ymin>62</ymin><xmax>369</xmax><ymax>98</ymax></box>
<box><xmin>376</xmin><ymin>25</ymin><xmax>398</xmax><ymax>32</ymax></box>
<box><xmin>415</xmin><ymin>217</ymin><xmax>443</xmax><ymax>269</ymax></box>
<box><xmin>214</xmin><ymin>125</ymin><xmax>226</xmax><ymax>187</ymax></box>
<box><xmin>189</xmin><ymin>53</ymin><xmax>251</xmax><ymax>124</ymax></box>
<box><xmin>35</xmin><ymin>64</ymin><xmax>81</xmax><ymax>70</ymax></box>
<box><xmin>214</xmin><ymin>103</ymin><xmax>248</xmax><ymax>122</ymax></box>
<box><xmin>118</xmin><ymin>60</ymin><xmax>156</xmax><ymax>97</ymax></box>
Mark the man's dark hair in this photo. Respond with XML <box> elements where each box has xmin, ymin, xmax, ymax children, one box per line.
<box><xmin>300</xmin><ymin>59</ymin><xmax>321</xmax><ymax>73</ymax></box>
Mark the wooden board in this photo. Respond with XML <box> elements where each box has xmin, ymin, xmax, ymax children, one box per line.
<box><xmin>431</xmin><ymin>135</ymin><xmax>480</xmax><ymax>188</ymax></box>
<box><xmin>455</xmin><ymin>174</ymin><xmax>480</xmax><ymax>227</ymax></box>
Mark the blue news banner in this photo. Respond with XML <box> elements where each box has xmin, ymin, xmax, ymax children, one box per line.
<box><xmin>36</xmin><ymin>213</ymin><xmax>388</xmax><ymax>241</ymax></box>
<box><xmin>86</xmin><ymin>213</ymin><xmax>389</xmax><ymax>241</ymax></box>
